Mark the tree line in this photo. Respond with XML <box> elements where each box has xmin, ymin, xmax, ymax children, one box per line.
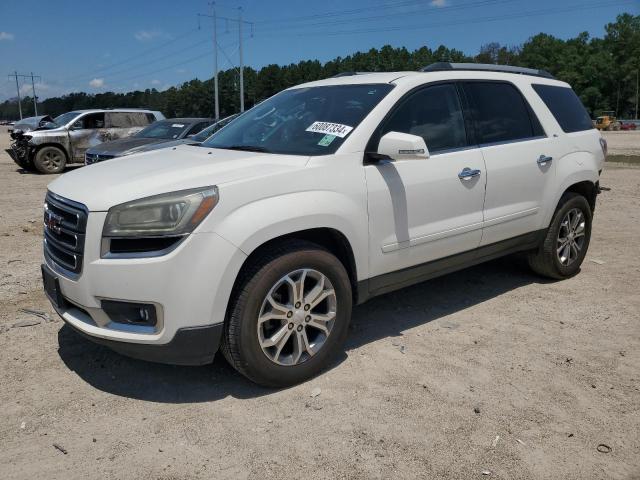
<box><xmin>1</xmin><ymin>13</ymin><xmax>638</xmax><ymax>121</ymax></box>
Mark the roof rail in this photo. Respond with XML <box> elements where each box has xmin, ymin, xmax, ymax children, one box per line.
<box><xmin>330</xmin><ymin>71</ymin><xmax>367</xmax><ymax>78</ymax></box>
<box><xmin>420</xmin><ymin>62</ymin><xmax>555</xmax><ymax>79</ymax></box>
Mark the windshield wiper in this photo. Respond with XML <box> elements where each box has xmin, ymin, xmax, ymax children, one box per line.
<box><xmin>226</xmin><ymin>145</ymin><xmax>271</xmax><ymax>153</ymax></box>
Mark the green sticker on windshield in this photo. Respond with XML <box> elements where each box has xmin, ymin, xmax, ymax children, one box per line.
<box><xmin>318</xmin><ymin>134</ymin><xmax>336</xmax><ymax>147</ymax></box>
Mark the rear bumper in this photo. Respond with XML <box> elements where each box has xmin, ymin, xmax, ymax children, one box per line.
<box><xmin>60</xmin><ymin>311</ymin><xmax>224</xmax><ymax>366</ymax></box>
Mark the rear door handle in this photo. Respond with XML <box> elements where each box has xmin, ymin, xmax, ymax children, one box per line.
<box><xmin>458</xmin><ymin>167</ymin><xmax>481</xmax><ymax>180</ymax></box>
<box><xmin>537</xmin><ymin>155</ymin><xmax>553</xmax><ymax>165</ymax></box>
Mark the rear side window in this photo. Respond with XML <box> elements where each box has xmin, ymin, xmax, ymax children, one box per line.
<box><xmin>379</xmin><ymin>83</ymin><xmax>467</xmax><ymax>153</ymax></box>
<box><xmin>463</xmin><ymin>82</ymin><xmax>543</xmax><ymax>144</ymax></box>
<box><xmin>187</xmin><ymin>121</ymin><xmax>212</xmax><ymax>136</ymax></box>
<box><xmin>532</xmin><ymin>84</ymin><xmax>594</xmax><ymax>133</ymax></box>
<box><xmin>74</xmin><ymin>112</ymin><xmax>105</xmax><ymax>129</ymax></box>
<box><xmin>107</xmin><ymin>112</ymin><xmax>150</xmax><ymax>128</ymax></box>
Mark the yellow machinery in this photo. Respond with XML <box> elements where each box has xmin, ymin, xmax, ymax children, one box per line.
<box><xmin>595</xmin><ymin>111</ymin><xmax>621</xmax><ymax>131</ymax></box>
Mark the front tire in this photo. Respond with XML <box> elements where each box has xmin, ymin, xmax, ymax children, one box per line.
<box><xmin>528</xmin><ymin>192</ymin><xmax>592</xmax><ymax>279</ymax></box>
<box><xmin>34</xmin><ymin>146</ymin><xmax>66</xmax><ymax>174</ymax></box>
<box><xmin>222</xmin><ymin>240</ymin><xmax>352</xmax><ymax>387</ymax></box>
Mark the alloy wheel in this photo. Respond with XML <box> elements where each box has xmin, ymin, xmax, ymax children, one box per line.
<box><xmin>556</xmin><ymin>207</ymin><xmax>586</xmax><ymax>266</ymax></box>
<box><xmin>42</xmin><ymin>150</ymin><xmax>63</xmax><ymax>170</ymax></box>
<box><xmin>257</xmin><ymin>268</ymin><xmax>337</xmax><ymax>366</ymax></box>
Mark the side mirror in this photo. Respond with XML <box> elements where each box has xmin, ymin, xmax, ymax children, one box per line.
<box><xmin>377</xmin><ymin>131</ymin><xmax>429</xmax><ymax>161</ymax></box>
<box><xmin>70</xmin><ymin>121</ymin><xmax>83</xmax><ymax>130</ymax></box>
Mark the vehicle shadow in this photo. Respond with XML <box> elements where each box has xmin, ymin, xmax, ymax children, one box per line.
<box><xmin>5</xmin><ymin>148</ymin><xmax>82</xmax><ymax>175</ymax></box>
<box><xmin>57</xmin><ymin>256</ymin><xmax>549</xmax><ymax>403</ymax></box>
<box><xmin>15</xmin><ymin>165</ymin><xmax>83</xmax><ymax>175</ymax></box>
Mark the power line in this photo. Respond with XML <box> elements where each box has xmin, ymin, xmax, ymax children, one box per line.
<box><xmin>253</xmin><ymin>0</ymin><xmax>518</xmax><ymax>33</ymax></box>
<box><xmin>254</xmin><ymin>0</ymin><xmax>634</xmax><ymax>37</ymax></box>
<box><xmin>108</xmin><ymin>40</ymin><xmax>239</xmax><ymax>84</ymax></box>
<box><xmin>84</xmin><ymin>38</ymin><xmax>212</xmax><ymax>82</ymax></box>
<box><xmin>252</xmin><ymin>0</ymin><xmax>432</xmax><ymax>25</ymax></box>
<box><xmin>60</xmin><ymin>27</ymin><xmax>201</xmax><ymax>83</ymax></box>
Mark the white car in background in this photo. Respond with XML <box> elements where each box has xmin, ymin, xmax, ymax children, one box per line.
<box><xmin>42</xmin><ymin>63</ymin><xmax>605</xmax><ymax>386</ymax></box>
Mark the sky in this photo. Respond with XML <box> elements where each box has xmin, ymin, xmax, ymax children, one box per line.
<box><xmin>0</xmin><ymin>0</ymin><xmax>638</xmax><ymax>102</ymax></box>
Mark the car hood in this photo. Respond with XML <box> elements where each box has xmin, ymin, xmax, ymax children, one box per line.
<box><xmin>121</xmin><ymin>138</ymin><xmax>199</xmax><ymax>155</ymax></box>
<box><xmin>48</xmin><ymin>145</ymin><xmax>309</xmax><ymax>211</ymax></box>
<box><xmin>14</xmin><ymin>115</ymin><xmax>54</xmax><ymax>132</ymax></box>
<box><xmin>87</xmin><ymin>137</ymin><xmax>169</xmax><ymax>156</ymax></box>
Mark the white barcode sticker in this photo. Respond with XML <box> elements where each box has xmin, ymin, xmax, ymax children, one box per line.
<box><xmin>171</xmin><ymin>123</ymin><xmax>185</xmax><ymax>128</ymax></box>
<box><xmin>305</xmin><ymin>121</ymin><xmax>353</xmax><ymax>138</ymax></box>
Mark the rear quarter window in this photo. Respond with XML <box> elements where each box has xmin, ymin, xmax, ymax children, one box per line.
<box><xmin>532</xmin><ymin>84</ymin><xmax>594</xmax><ymax>133</ymax></box>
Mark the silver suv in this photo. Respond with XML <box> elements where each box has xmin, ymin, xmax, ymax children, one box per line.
<box><xmin>10</xmin><ymin>109</ymin><xmax>164</xmax><ymax>173</ymax></box>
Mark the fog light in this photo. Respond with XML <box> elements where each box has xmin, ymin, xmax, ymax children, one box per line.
<box><xmin>102</xmin><ymin>300</ymin><xmax>157</xmax><ymax>327</ymax></box>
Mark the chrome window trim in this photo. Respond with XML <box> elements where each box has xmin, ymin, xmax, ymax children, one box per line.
<box><xmin>477</xmin><ymin>135</ymin><xmax>548</xmax><ymax>149</ymax></box>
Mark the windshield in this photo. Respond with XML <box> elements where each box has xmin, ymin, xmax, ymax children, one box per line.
<box><xmin>47</xmin><ymin>111</ymin><xmax>82</xmax><ymax>129</ymax></box>
<box><xmin>192</xmin><ymin>114</ymin><xmax>239</xmax><ymax>142</ymax></box>
<box><xmin>135</xmin><ymin>120</ymin><xmax>191</xmax><ymax>139</ymax></box>
<box><xmin>202</xmin><ymin>84</ymin><xmax>394</xmax><ymax>155</ymax></box>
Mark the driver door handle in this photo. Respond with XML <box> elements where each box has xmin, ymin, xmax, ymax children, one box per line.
<box><xmin>537</xmin><ymin>155</ymin><xmax>553</xmax><ymax>165</ymax></box>
<box><xmin>458</xmin><ymin>167</ymin><xmax>481</xmax><ymax>180</ymax></box>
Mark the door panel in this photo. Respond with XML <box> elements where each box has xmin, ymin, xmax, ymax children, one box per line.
<box><xmin>460</xmin><ymin>80</ymin><xmax>563</xmax><ymax>246</ymax></box>
<box><xmin>366</xmin><ymin>150</ymin><xmax>486</xmax><ymax>277</ymax></box>
<box><xmin>480</xmin><ymin>137</ymin><xmax>563</xmax><ymax>245</ymax></box>
<box><xmin>68</xmin><ymin>113</ymin><xmax>107</xmax><ymax>161</ymax></box>
<box><xmin>366</xmin><ymin>82</ymin><xmax>487</xmax><ymax>278</ymax></box>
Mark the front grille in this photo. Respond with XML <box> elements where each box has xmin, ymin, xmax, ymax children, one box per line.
<box><xmin>85</xmin><ymin>152</ymin><xmax>115</xmax><ymax>165</ymax></box>
<box><xmin>43</xmin><ymin>192</ymin><xmax>88</xmax><ymax>276</ymax></box>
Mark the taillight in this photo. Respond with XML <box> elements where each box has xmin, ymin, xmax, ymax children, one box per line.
<box><xmin>599</xmin><ymin>137</ymin><xmax>607</xmax><ymax>156</ymax></box>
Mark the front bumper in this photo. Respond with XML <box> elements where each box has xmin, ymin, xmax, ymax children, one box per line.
<box><xmin>60</xmin><ymin>309</ymin><xmax>224</xmax><ymax>366</ymax></box>
<box><xmin>43</xmin><ymin>218</ymin><xmax>247</xmax><ymax>365</ymax></box>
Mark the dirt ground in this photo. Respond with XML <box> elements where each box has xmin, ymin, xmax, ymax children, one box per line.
<box><xmin>604</xmin><ymin>130</ymin><xmax>640</xmax><ymax>156</ymax></box>
<box><xmin>0</xmin><ymin>126</ymin><xmax>639</xmax><ymax>480</ymax></box>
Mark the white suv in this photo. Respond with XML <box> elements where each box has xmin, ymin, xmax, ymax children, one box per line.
<box><xmin>42</xmin><ymin>63</ymin><xmax>605</xmax><ymax>386</ymax></box>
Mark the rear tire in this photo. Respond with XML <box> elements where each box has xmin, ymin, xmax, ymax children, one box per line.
<box><xmin>528</xmin><ymin>192</ymin><xmax>592</xmax><ymax>279</ymax></box>
<box><xmin>221</xmin><ymin>240</ymin><xmax>352</xmax><ymax>387</ymax></box>
<box><xmin>34</xmin><ymin>146</ymin><xmax>66</xmax><ymax>174</ymax></box>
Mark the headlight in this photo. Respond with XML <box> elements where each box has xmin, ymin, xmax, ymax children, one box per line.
<box><xmin>103</xmin><ymin>186</ymin><xmax>218</xmax><ymax>238</ymax></box>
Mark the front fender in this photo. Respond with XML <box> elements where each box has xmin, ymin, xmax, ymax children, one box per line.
<box><xmin>210</xmin><ymin>191</ymin><xmax>369</xmax><ymax>280</ymax></box>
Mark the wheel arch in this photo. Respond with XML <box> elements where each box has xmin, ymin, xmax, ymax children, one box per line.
<box><xmin>231</xmin><ymin>227</ymin><xmax>361</xmax><ymax>304</ymax></box>
<box><xmin>32</xmin><ymin>142</ymin><xmax>70</xmax><ymax>162</ymax></box>
<box><xmin>544</xmin><ymin>154</ymin><xmax>599</xmax><ymax>227</ymax></box>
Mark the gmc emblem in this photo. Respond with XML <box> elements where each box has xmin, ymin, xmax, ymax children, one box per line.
<box><xmin>44</xmin><ymin>210</ymin><xmax>63</xmax><ymax>234</ymax></box>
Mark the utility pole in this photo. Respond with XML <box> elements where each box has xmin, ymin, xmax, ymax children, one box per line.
<box><xmin>30</xmin><ymin>72</ymin><xmax>38</xmax><ymax>116</ymax></box>
<box><xmin>9</xmin><ymin>71</ymin><xmax>23</xmax><ymax>120</ymax></box>
<box><xmin>238</xmin><ymin>6</ymin><xmax>244</xmax><ymax>113</ymax></box>
<box><xmin>212</xmin><ymin>2</ymin><xmax>219</xmax><ymax>121</ymax></box>
<box><xmin>636</xmin><ymin>70</ymin><xmax>640</xmax><ymax>120</ymax></box>
<box><xmin>8</xmin><ymin>71</ymin><xmax>41</xmax><ymax>119</ymax></box>
<box><xmin>197</xmin><ymin>9</ymin><xmax>252</xmax><ymax>116</ymax></box>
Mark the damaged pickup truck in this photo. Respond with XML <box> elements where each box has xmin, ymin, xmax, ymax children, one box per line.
<box><xmin>10</xmin><ymin>109</ymin><xmax>164</xmax><ymax>173</ymax></box>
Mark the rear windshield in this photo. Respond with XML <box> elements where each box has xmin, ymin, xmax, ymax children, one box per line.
<box><xmin>532</xmin><ymin>84</ymin><xmax>594</xmax><ymax>133</ymax></box>
<box><xmin>135</xmin><ymin>120</ymin><xmax>190</xmax><ymax>139</ymax></box>
<box><xmin>202</xmin><ymin>84</ymin><xmax>394</xmax><ymax>156</ymax></box>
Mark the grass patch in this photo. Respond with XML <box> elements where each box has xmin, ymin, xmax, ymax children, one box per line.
<box><xmin>606</xmin><ymin>155</ymin><xmax>640</xmax><ymax>165</ymax></box>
